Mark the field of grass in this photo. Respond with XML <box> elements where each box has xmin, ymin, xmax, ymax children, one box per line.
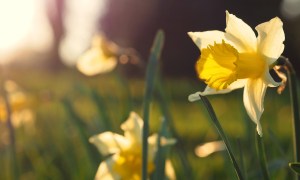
<box><xmin>0</xmin><ymin>65</ymin><xmax>297</xmax><ymax>179</ymax></box>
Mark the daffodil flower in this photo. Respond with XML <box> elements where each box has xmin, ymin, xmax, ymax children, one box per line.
<box><xmin>89</xmin><ymin>112</ymin><xmax>176</xmax><ymax>180</ymax></box>
<box><xmin>0</xmin><ymin>80</ymin><xmax>34</xmax><ymax>128</ymax></box>
<box><xmin>188</xmin><ymin>11</ymin><xmax>285</xmax><ymax>136</ymax></box>
<box><xmin>76</xmin><ymin>34</ymin><xmax>119</xmax><ymax>76</ymax></box>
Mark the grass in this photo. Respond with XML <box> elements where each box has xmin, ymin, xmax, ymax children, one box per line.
<box><xmin>0</xmin><ymin>66</ymin><xmax>296</xmax><ymax>179</ymax></box>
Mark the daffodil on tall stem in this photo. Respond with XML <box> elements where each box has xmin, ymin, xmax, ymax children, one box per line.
<box><xmin>188</xmin><ymin>10</ymin><xmax>286</xmax><ymax>179</ymax></box>
<box><xmin>188</xmin><ymin>10</ymin><xmax>285</xmax><ymax>137</ymax></box>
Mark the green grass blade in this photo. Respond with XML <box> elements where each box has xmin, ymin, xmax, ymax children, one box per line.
<box><xmin>142</xmin><ymin>29</ymin><xmax>165</xmax><ymax>180</ymax></box>
<box><xmin>236</xmin><ymin>139</ymin><xmax>247</xmax><ymax>179</ymax></box>
<box><xmin>0</xmin><ymin>82</ymin><xmax>19</xmax><ymax>180</ymax></box>
<box><xmin>90</xmin><ymin>89</ymin><xmax>112</xmax><ymax>131</ymax></box>
<box><xmin>280</xmin><ymin>56</ymin><xmax>300</xmax><ymax>179</ymax></box>
<box><xmin>62</xmin><ymin>98</ymin><xmax>98</xmax><ymax>178</ymax></box>
<box><xmin>153</xmin><ymin>118</ymin><xmax>167</xmax><ymax>180</ymax></box>
<box><xmin>255</xmin><ymin>133</ymin><xmax>270</xmax><ymax>180</ymax></box>
<box><xmin>290</xmin><ymin>163</ymin><xmax>300</xmax><ymax>175</ymax></box>
<box><xmin>199</xmin><ymin>95</ymin><xmax>244</xmax><ymax>180</ymax></box>
<box><xmin>155</xmin><ymin>77</ymin><xmax>193</xmax><ymax>179</ymax></box>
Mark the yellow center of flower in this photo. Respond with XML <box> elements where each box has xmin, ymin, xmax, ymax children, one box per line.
<box><xmin>113</xmin><ymin>148</ymin><xmax>155</xmax><ymax>180</ymax></box>
<box><xmin>196</xmin><ymin>40</ymin><xmax>266</xmax><ymax>90</ymax></box>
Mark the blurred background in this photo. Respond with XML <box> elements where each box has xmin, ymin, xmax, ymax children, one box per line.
<box><xmin>1</xmin><ymin>0</ymin><xmax>299</xmax><ymax>76</ymax></box>
<box><xmin>0</xmin><ymin>0</ymin><xmax>299</xmax><ymax>179</ymax></box>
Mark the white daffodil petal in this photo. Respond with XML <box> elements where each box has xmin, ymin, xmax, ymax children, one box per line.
<box><xmin>225</xmin><ymin>11</ymin><xmax>257</xmax><ymax>52</ymax></box>
<box><xmin>121</xmin><ymin>112</ymin><xmax>143</xmax><ymax>145</ymax></box>
<box><xmin>264</xmin><ymin>69</ymin><xmax>282</xmax><ymax>87</ymax></box>
<box><xmin>256</xmin><ymin>17</ymin><xmax>285</xmax><ymax>64</ymax></box>
<box><xmin>165</xmin><ymin>159</ymin><xmax>177</xmax><ymax>180</ymax></box>
<box><xmin>188</xmin><ymin>31</ymin><xmax>225</xmax><ymax>50</ymax></box>
<box><xmin>147</xmin><ymin>134</ymin><xmax>177</xmax><ymax>161</ymax></box>
<box><xmin>89</xmin><ymin>132</ymin><xmax>129</xmax><ymax>156</ymax></box>
<box><xmin>188</xmin><ymin>92</ymin><xmax>201</xmax><ymax>102</ymax></box>
<box><xmin>148</xmin><ymin>134</ymin><xmax>158</xmax><ymax>161</ymax></box>
<box><xmin>188</xmin><ymin>79</ymin><xmax>247</xmax><ymax>101</ymax></box>
<box><xmin>76</xmin><ymin>48</ymin><xmax>117</xmax><ymax>76</ymax></box>
<box><xmin>95</xmin><ymin>157</ymin><xmax>120</xmax><ymax>180</ymax></box>
<box><xmin>243</xmin><ymin>78</ymin><xmax>268</xmax><ymax>136</ymax></box>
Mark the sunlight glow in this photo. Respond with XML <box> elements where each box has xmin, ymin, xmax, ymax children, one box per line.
<box><xmin>195</xmin><ymin>141</ymin><xmax>225</xmax><ymax>157</ymax></box>
<box><xmin>281</xmin><ymin>0</ymin><xmax>300</xmax><ymax>19</ymax></box>
<box><xmin>0</xmin><ymin>0</ymin><xmax>53</xmax><ymax>63</ymax></box>
<box><xmin>60</xmin><ymin>0</ymin><xmax>109</xmax><ymax>66</ymax></box>
<box><xmin>0</xmin><ymin>0</ymin><xmax>36</xmax><ymax>51</ymax></box>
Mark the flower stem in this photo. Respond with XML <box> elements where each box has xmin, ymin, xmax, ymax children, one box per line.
<box><xmin>200</xmin><ymin>95</ymin><xmax>244</xmax><ymax>180</ymax></box>
<box><xmin>142</xmin><ymin>30</ymin><xmax>164</xmax><ymax>180</ymax></box>
<box><xmin>1</xmin><ymin>81</ymin><xmax>19</xmax><ymax>180</ymax></box>
<box><xmin>282</xmin><ymin>56</ymin><xmax>300</xmax><ymax>180</ymax></box>
<box><xmin>255</xmin><ymin>133</ymin><xmax>270</xmax><ymax>180</ymax></box>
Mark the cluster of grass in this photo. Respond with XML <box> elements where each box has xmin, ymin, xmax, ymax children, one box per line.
<box><xmin>0</xmin><ymin>61</ymin><xmax>296</xmax><ymax>179</ymax></box>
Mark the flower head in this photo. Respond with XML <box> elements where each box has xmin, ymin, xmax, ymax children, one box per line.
<box><xmin>188</xmin><ymin>11</ymin><xmax>285</xmax><ymax>136</ymax></box>
<box><xmin>89</xmin><ymin>112</ymin><xmax>176</xmax><ymax>180</ymax></box>
<box><xmin>0</xmin><ymin>80</ymin><xmax>34</xmax><ymax>128</ymax></box>
<box><xmin>76</xmin><ymin>34</ymin><xmax>120</xmax><ymax>76</ymax></box>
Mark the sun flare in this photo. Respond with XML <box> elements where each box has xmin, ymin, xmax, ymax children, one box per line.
<box><xmin>0</xmin><ymin>0</ymin><xmax>36</xmax><ymax>51</ymax></box>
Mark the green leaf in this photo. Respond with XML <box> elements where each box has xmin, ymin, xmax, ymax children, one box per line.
<box><xmin>142</xmin><ymin>29</ymin><xmax>165</xmax><ymax>180</ymax></box>
<box><xmin>289</xmin><ymin>162</ymin><xmax>300</xmax><ymax>175</ymax></box>
<box><xmin>256</xmin><ymin>134</ymin><xmax>270</xmax><ymax>180</ymax></box>
<box><xmin>199</xmin><ymin>95</ymin><xmax>244</xmax><ymax>180</ymax></box>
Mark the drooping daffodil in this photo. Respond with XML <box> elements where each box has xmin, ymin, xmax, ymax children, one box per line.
<box><xmin>76</xmin><ymin>34</ymin><xmax>120</xmax><ymax>76</ymax></box>
<box><xmin>188</xmin><ymin>11</ymin><xmax>285</xmax><ymax>136</ymax></box>
<box><xmin>89</xmin><ymin>112</ymin><xmax>176</xmax><ymax>180</ymax></box>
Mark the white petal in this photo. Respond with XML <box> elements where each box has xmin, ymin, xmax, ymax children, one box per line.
<box><xmin>188</xmin><ymin>92</ymin><xmax>201</xmax><ymax>102</ymax></box>
<box><xmin>165</xmin><ymin>159</ymin><xmax>176</xmax><ymax>180</ymax></box>
<box><xmin>188</xmin><ymin>79</ymin><xmax>247</xmax><ymax>102</ymax></box>
<box><xmin>121</xmin><ymin>112</ymin><xmax>143</xmax><ymax>145</ymax></box>
<box><xmin>76</xmin><ymin>48</ymin><xmax>117</xmax><ymax>76</ymax></box>
<box><xmin>264</xmin><ymin>69</ymin><xmax>282</xmax><ymax>87</ymax></box>
<box><xmin>243</xmin><ymin>78</ymin><xmax>268</xmax><ymax>136</ymax></box>
<box><xmin>147</xmin><ymin>134</ymin><xmax>176</xmax><ymax>162</ymax></box>
<box><xmin>148</xmin><ymin>134</ymin><xmax>158</xmax><ymax>161</ymax></box>
<box><xmin>225</xmin><ymin>11</ymin><xmax>257</xmax><ymax>52</ymax></box>
<box><xmin>187</xmin><ymin>30</ymin><xmax>250</xmax><ymax>53</ymax></box>
<box><xmin>95</xmin><ymin>157</ymin><xmax>120</xmax><ymax>180</ymax></box>
<box><xmin>256</xmin><ymin>17</ymin><xmax>285</xmax><ymax>64</ymax></box>
<box><xmin>188</xmin><ymin>31</ymin><xmax>225</xmax><ymax>50</ymax></box>
<box><xmin>89</xmin><ymin>132</ymin><xmax>129</xmax><ymax>156</ymax></box>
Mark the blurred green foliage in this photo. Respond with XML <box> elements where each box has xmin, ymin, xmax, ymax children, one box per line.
<box><xmin>0</xmin><ymin>66</ymin><xmax>296</xmax><ymax>179</ymax></box>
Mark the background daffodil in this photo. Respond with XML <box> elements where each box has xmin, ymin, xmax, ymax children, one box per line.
<box><xmin>89</xmin><ymin>111</ymin><xmax>176</xmax><ymax>180</ymax></box>
<box><xmin>76</xmin><ymin>34</ymin><xmax>120</xmax><ymax>76</ymax></box>
<box><xmin>188</xmin><ymin>11</ymin><xmax>285</xmax><ymax>136</ymax></box>
<box><xmin>0</xmin><ymin>80</ymin><xmax>34</xmax><ymax>128</ymax></box>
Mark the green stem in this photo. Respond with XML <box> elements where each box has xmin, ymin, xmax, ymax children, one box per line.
<box><xmin>284</xmin><ymin>57</ymin><xmax>300</xmax><ymax>180</ymax></box>
<box><xmin>200</xmin><ymin>95</ymin><xmax>244</xmax><ymax>180</ymax></box>
<box><xmin>4</xmin><ymin>92</ymin><xmax>19</xmax><ymax>180</ymax></box>
<box><xmin>0</xmin><ymin>76</ymin><xmax>19</xmax><ymax>180</ymax></box>
<box><xmin>255</xmin><ymin>133</ymin><xmax>270</xmax><ymax>180</ymax></box>
<box><xmin>142</xmin><ymin>30</ymin><xmax>164</xmax><ymax>180</ymax></box>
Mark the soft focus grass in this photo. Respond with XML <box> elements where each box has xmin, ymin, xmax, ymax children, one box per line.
<box><xmin>0</xmin><ymin>66</ymin><xmax>296</xmax><ymax>179</ymax></box>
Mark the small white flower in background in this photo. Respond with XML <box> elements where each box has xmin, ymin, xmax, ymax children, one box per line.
<box><xmin>76</xmin><ymin>34</ymin><xmax>120</xmax><ymax>76</ymax></box>
<box><xmin>89</xmin><ymin>112</ymin><xmax>176</xmax><ymax>180</ymax></box>
<box><xmin>195</xmin><ymin>141</ymin><xmax>225</xmax><ymax>158</ymax></box>
<box><xmin>188</xmin><ymin>11</ymin><xmax>285</xmax><ymax>136</ymax></box>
